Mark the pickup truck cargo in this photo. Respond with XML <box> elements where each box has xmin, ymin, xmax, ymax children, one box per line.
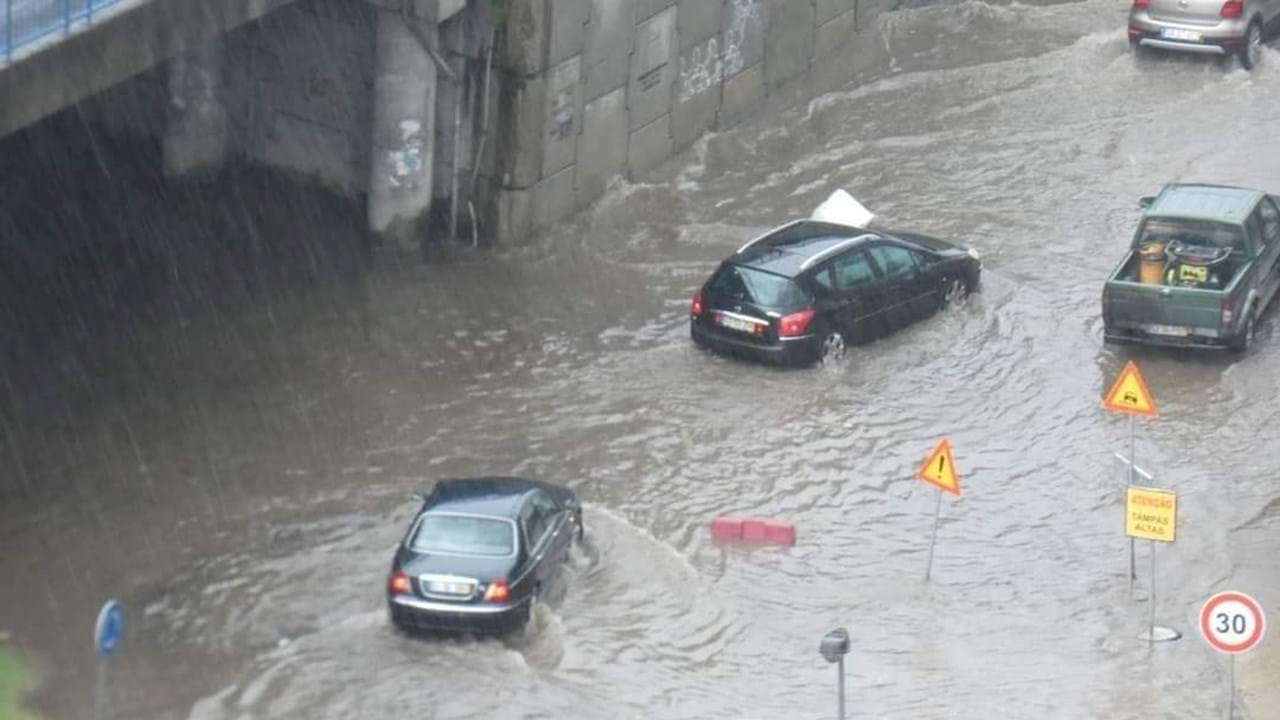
<box><xmin>1102</xmin><ymin>184</ymin><xmax>1280</xmax><ymax>352</ymax></box>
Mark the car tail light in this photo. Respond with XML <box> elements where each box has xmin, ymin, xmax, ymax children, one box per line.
<box><xmin>389</xmin><ymin>570</ymin><xmax>411</xmax><ymax>595</ymax></box>
<box><xmin>1223</xmin><ymin>300</ymin><xmax>1235</xmax><ymax>328</ymax></box>
<box><xmin>1128</xmin><ymin>26</ymin><xmax>1142</xmax><ymax>38</ymax></box>
<box><xmin>779</xmin><ymin>308</ymin><xmax>816</xmax><ymax>338</ymax></box>
<box><xmin>691</xmin><ymin>289</ymin><xmax>704</xmax><ymax>317</ymax></box>
<box><xmin>1221</xmin><ymin>0</ymin><xmax>1243</xmax><ymax>17</ymax></box>
<box><xmin>1133</xmin><ymin>0</ymin><xmax>1150</xmax><ymax>8</ymax></box>
<box><xmin>483</xmin><ymin>579</ymin><xmax>510</xmax><ymax>603</ymax></box>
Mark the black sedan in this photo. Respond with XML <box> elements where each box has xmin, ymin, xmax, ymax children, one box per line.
<box><xmin>690</xmin><ymin>219</ymin><xmax>982</xmax><ymax>366</ymax></box>
<box><xmin>387</xmin><ymin>477</ymin><xmax>583</xmax><ymax>635</ymax></box>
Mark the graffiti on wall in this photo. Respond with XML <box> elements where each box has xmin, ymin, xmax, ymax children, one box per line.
<box><xmin>388</xmin><ymin>119</ymin><xmax>424</xmax><ymax>189</ymax></box>
<box><xmin>723</xmin><ymin>0</ymin><xmax>763</xmax><ymax>77</ymax></box>
<box><xmin>549</xmin><ymin>88</ymin><xmax>575</xmax><ymax>141</ymax></box>
<box><xmin>679</xmin><ymin>36</ymin><xmax>723</xmax><ymax>102</ymax></box>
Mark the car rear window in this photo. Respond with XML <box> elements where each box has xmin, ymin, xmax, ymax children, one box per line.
<box><xmin>1137</xmin><ymin>218</ymin><xmax>1243</xmax><ymax>252</ymax></box>
<box><xmin>709</xmin><ymin>264</ymin><xmax>809</xmax><ymax>308</ymax></box>
<box><xmin>411</xmin><ymin>514</ymin><xmax>515</xmax><ymax>556</ymax></box>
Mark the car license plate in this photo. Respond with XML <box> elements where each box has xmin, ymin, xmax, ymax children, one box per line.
<box><xmin>1145</xmin><ymin>323</ymin><xmax>1191</xmax><ymax>337</ymax></box>
<box><xmin>718</xmin><ymin>314</ymin><xmax>759</xmax><ymax>333</ymax></box>
<box><xmin>427</xmin><ymin>580</ymin><xmax>474</xmax><ymax>596</ymax></box>
<box><xmin>1161</xmin><ymin>28</ymin><xmax>1202</xmax><ymax>42</ymax></box>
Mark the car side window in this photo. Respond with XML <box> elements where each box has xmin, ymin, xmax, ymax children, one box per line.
<box><xmin>830</xmin><ymin>251</ymin><xmax>876</xmax><ymax>291</ymax></box>
<box><xmin>525</xmin><ymin>494</ymin><xmax>559</xmax><ymax>549</ymax></box>
<box><xmin>811</xmin><ymin>267</ymin><xmax>835</xmax><ymax>296</ymax></box>
<box><xmin>908</xmin><ymin>249</ymin><xmax>934</xmax><ymax>267</ymax></box>
<box><xmin>868</xmin><ymin>245</ymin><xmax>917</xmax><ymax>279</ymax></box>
<box><xmin>1259</xmin><ymin>199</ymin><xmax>1280</xmax><ymax>246</ymax></box>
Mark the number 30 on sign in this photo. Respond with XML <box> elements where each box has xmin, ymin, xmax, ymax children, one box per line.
<box><xmin>1199</xmin><ymin>591</ymin><xmax>1266</xmax><ymax>655</ymax></box>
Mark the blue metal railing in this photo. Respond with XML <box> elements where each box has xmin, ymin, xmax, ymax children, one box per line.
<box><xmin>2</xmin><ymin>0</ymin><xmax>123</xmax><ymax>62</ymax></box>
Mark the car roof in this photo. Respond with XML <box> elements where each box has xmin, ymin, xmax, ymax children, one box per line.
<box><xmin>1148</xmin><ymin>184</ymin><xmax>1263</xmax><ymax>224</ymax></box>
<box><xmin>734</xmin><ymin>220</ymin><xmax>878</xmax><ymax>278</ymax></box>
<box><xmin>422</xmin><ymin>477</ymin><xmax>550</xmax><ymax>518</ymax></box>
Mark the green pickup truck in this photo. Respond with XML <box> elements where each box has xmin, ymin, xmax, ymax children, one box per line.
<box><xmin>1102</xmin><ymin>183</ymin><xmax>1280</xmax><ymax>352</ymax></box>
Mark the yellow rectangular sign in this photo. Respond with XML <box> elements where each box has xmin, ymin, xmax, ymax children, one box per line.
<box><xmin>1126</xmin><ymin>486</ymin><xmax>1177</xmax><ymax>543</ymax></box>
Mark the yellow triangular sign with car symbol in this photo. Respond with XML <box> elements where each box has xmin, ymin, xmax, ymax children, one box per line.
<box><xmin>1103</xmin><ymin>360</ymin><xmax>1159</xmax><ymax>418</ymax></box>
<box><xmin>917</xmin><ymin>438</ymin><xmax>961</xmax><ymax>496</ymax></box>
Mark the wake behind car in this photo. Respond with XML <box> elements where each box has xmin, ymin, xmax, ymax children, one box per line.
<box><xmin>387</xmin><ymin>477</ymin><xmax>582</xmax><ymax>635</ymax></box>
<box><xmin>1128</xmin><ymin>0</ymin><xmax>1280</xmax><ymax>69</ymax></box>
<box><xmin>690</xmin><ymin>192</ymin><xmax>982</xmax><ymax>367</ymax></box>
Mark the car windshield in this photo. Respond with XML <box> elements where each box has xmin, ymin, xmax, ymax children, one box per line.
<box><xmin>709</xmin><ymin>264</ymin><xmax>809</xmax><ymax>308</ymax></box>
<box><xmin>1136</xmin><ymin>218</ymin><xmax>1243</xmax><ymax>252</ymax></box>
<box><xmin>410</xmin><ymin>514</ymin><xmax>515</xmax><ymax>556</ymax></box>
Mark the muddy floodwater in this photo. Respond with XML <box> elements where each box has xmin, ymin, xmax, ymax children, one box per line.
<box><xmin>4</xmin><ymin>0</ymin><xmax>1280</xmax><ymax>718</ymax></box>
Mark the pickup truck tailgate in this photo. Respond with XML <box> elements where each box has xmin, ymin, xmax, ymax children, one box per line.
<box><xmin>1105</xmin><ymin>281</ymin><xmax>1223</xmax><ymax>330</ymax></box>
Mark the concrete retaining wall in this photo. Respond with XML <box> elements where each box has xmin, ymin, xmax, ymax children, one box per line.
<box><xmin>494</xmin><ymin>0</ymin><xmax>895</xmax><ymax>245</ymax></box>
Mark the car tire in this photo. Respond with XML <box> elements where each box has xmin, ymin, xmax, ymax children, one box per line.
<box><xmin>1239</xmin><ymin>20</ymin><xmax>1263</xmax><ymax>70</ymax></box>
<box><xmin>818</xmin><ymin>330</ymin><xmax>847</xmax><ymax>367</ymax></box>
<box><xmin>940</xmin><ymin>278</ymin><xmax>968</xmax><ymax>309</ymax></box>
<box><xmin>1229</xmin><ymin>310</ymin><xmax>1256</xmax><ymax>353</ymax></box>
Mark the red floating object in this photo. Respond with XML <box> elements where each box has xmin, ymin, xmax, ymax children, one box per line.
<box><xmin>764</xmin><ymin>521</ymin><xmax>796</xmax><ymax>546</ymax></box>
<box><xmin>711</xmin><ymin>516</ymin><xmax>796</xmax><ymax>546</ymax></box>
<box><xmin>742</xmin><ymin>519</ymin><xmax>768</xmax><ymax>541</ymax></box>
<box><xmin>710</xmin><ymin>517</ymin><xmax>745</xmax><ymax>541</ymax></box>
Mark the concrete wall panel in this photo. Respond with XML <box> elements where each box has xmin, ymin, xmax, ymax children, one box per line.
<box><xmin>634</xmin><ymin>0</ymin><xmax>676</xmax><ymax>23</ymax></box>
<box><xmin>718</xmin><ymin>60</ymin><xmax>763</xmax><ymax>127</ymax></box>
<box><xmin>678</xmin><ymin>0</ymin><xmax>722</xmax><ymax>51</ymax></box>
<box><xmin>583</xmin><ymin>0</ymin><xmax>634</xmax><ymax>100</ymax></box>
<box><xmin>501</xmin><ymin>74</ymin><xmax>546</xmax><ymax>187</ymax></box>
<box><xmin>721</xmin><ymin>0</ymin><xmax>765</xmax><ymax>77</ymax></box>
<box><xmin>816</xmin><ymin>0</ymin><xmax>857</xmax><ymax>25</ymax></box>
<box><xmin>505</xmin><ymin>0</ymin><xmax>549</xmax><ymax>75</ymax></box>
<box><xmin>628</xmin><ymin>5</ymin><xmax>677</xmax><ymax>132</ymax></box>
<box><xmin>815</xmin><ymin>8</ymin><xmax>856</xmax><ymax>59</ymax></box>
<box><xmin>497</xmin><ymin>187</ymin><xmax>535</xmax><ymax>245</ymax></box>
<box><xmin>765</xmin><ymin>0</ymin><xmax>813</xmax><ymax>89</ymax></box>
<box><xmin>542</xmin><ymin>56</ymin><xmax>584</xmax><ymax>178</ymax></box>
<box><xmin>263</xmin><ymin>110</ymin><xmax>360</xmax><ymax>192</ymax></box>
<box><xmin>575</xmin><ymin>86</ymin><xmax>628</xmax><ymax>204</ymax></box>
<box><xmin>533</xmin><ymin>166</ymin><xmax>578</xmax><ymax>230</ymax></box>
<box><xmin>671</xmin><ymin>83</ymin><xmax>718</xmax><ymax>151</ymax></box>
<box><xmin>627</xmin><ymin>112</ymin><xmax>672</xmax><ymax>178</ymax></box>
<box><xmin>548</xmin><ymin>0</ymin><xmax>592</xmax><ymax>67</ymax></box>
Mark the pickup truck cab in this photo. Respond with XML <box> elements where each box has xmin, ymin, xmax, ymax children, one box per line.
<box><xmin>1102</xmin><ymin>183</ymin><xmax>1280</xmax><ymax>352</ymax></box>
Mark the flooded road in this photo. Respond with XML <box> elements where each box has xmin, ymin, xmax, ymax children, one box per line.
<box><xmin>4</xmin><ymin>0</ymin><xmax>1280</xmax><ymax>717</ymax></box>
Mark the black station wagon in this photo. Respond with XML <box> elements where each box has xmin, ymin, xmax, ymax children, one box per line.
<box><xmin>387</xmin><ymin>477</ymin><xmax>583</xmax><ymax>635</ymax></box>
<box><xmin>690</xmin><ymin>220</ymin><xmax>982</xmax><ymax>366</ymax></box>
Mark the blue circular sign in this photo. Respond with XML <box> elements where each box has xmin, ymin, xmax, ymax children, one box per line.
<box><xmin>94</xmin><ymin>600</ymin><xmax>125</xmax><ymax>657</ymax></box>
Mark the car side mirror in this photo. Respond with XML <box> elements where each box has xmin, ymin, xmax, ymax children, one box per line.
<box><xmin>1139</xmin><ymin>196</ymin><xmax>1155</xmax><ymax>210</ymax></box>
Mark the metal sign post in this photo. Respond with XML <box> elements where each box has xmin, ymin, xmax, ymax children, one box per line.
<box><xmin>916</xmin><ymin>438</ymin><xmax>961</xmax><ymax>582</ymax></box>
<box><xmin>1129</xmin><ymin>414</ymin><xmax>1137</xmax><ymax>589</ymax></box>
<box><xmin>1125</xmin><ymin>486</ymin><xmax>1179</xmax><ymax>642</ymax></box>
<box><xmin>925</xmin><ymin>491</ymin><xmax>942</xmax><ymax>583</ymax></box>
<box><xmin>93</xmin><ymin>600</ymin><xmax>125</xmax><ymax>720</ymax></box>
<box><xmin>819</xmin><ymin>628</ymin><xmax>850</xmax><ymax>720</ymax></box>
<box><xmin>1103</xmin><ymin>360</ymin><xmax>1159</xmax><ymax>593</ymax></box>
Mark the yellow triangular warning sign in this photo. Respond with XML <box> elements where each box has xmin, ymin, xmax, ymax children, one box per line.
<box><xmin>917</xmin><ymin>438</ymin><xmax>961</xmax><ymax>495</ymax></box>
<box><xmin>1103</xmin><ymin>360</ymin><xmax>1158</xmax><ymax>417</ymax></box>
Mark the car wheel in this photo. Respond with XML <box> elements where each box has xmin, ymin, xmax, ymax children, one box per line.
<box><xmin>1240</xmin><ymin>20</ymin><xmax>1263</xmax><ymax>69</ymax></box>
<box><xmin>1229</xmin><ymin>311</ymin><xmax>1256</xmax><ymax>353</ymax></box>
<box><xmin>940</xmin><ymin>278</ymin><xmax>968</xmax><ymax>308</ymax></box>
<box><xmin>819</xmin><ymin>331</ymin><xmax>847</xmax><ymax>366</ymax></box>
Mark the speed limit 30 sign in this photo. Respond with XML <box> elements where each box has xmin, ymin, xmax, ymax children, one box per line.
<box><xmin>1199</xmin><ymin>591</ymin><xmax>1267</xmax><ymax>655</ymax></box>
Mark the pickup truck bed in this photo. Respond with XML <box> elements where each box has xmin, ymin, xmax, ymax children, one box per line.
<box><xmin>1103</xmin><ymin>251</ymin><xmax>1241</xmax><ymax>349</ymax></box>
